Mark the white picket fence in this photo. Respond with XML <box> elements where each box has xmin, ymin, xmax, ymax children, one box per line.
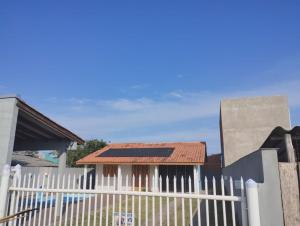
<box><xmin>0</xmin><ymin>165</ymin><xmax>260</xmax><ymax>226</ymax></box>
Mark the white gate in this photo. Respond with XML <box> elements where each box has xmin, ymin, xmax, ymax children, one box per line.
<box><xmin>0</xmin><ymin>165</ymin><xmax>260</xmax><ymax>226</ymax></box>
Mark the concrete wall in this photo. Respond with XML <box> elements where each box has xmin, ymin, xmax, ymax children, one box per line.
<box><xmin>15</xmin><ymin>166</ymin><xmax>94</xmax><ymax>188</ymax></box>
<box><xmin>20</xmin><ymin>166</ymin><xmax>91</xmax><ymax>176</ymax></box>
<box><xmin>278</xmin><ymin>163</ymin><xmax>300</xmax><ymax>226</ymax></box>
<box><xmin>220</xmin><ymin>96</ymin><xmax>291</xmax><ymax>166</ymax></box>
<box><xmin>222</xmin><ymin>149</ymin><xmax>284</xmax><ymax>226</ymax></box>
<box><xmin>0</xmin><ymin>98</ymin><xmax>18</xmax><ymax>177</ymax></box>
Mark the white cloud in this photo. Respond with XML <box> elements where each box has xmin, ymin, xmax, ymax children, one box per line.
<box><xmin>47</xmin><ymin>77</ymin><xmax>300</xmax><ymax>155</ymax></box>
<box><xmin>54</xmin><ymin>79</ymin><xmax>299</xmax><ymax>137</ymax></box>
<box><xmin>168</xmin><ymin>91</ymin><xmax>184</xmax><ymax>98</ymax></box>
<box><xmin>98</xmin><ymin>98</ymin><xmax>154</xmax><ymax>111</ymax></box>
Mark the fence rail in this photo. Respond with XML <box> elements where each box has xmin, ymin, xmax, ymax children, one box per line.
<box><xmin>0</xmin><ymin>165</ymin><xmax>260</xmax><ymax>226</ymax></box>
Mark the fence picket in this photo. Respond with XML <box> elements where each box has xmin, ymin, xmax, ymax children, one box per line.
<box><xmin>213</xmin><ymin>177</ymin><xmax>218</xmax><ymax>226</ymax></box>
<box><xmin>13</xmin><ymin>171</ymin><xmax>22</xmax><ymax>226</ymax></box>
<box><xmin>64</xmin><ymin>174</ymin><xmax>71</xmax><ymax>226</ymax></box>
<box><xmin>181</xmin><ymin>176</ymin><xmax>185</xmax><ymax>226</ymax></box>
<box><xmin>42</xmin><ymin>173</ymin><xmax>50</xmax><ymax>226</ymax></box>
<box><xmin>5</xmin><ymin>168</ymin><xmax>250</xmax><ymax>226</ymax></box>
<box><xmin>112</xmin><ymin>175</ymin><xmax>116</xmax><ymax>226</ymax></box>
<box><xmin>205</xmin><ymin>177</ymin><xmax>209</xmax><ymax>226</ymax></box>
<box><xmin>19</xmin><ymin>174</ymin><xmax>27</xmax><ymax>225</ymax></box>
<box><xmin>118</xmin><ymin>174</ymin><xmax>122</xmax><ymax>226</ymax></box>
<box><xmin>75</xmin><ymin>175</ymin><xmax>82</xmax><ymax>226</ymax></box>
<box><xmin>189</xmin><ymin>176</ymin><xmax>193</xmax><ymax>226</ymax></box>
<box><xmin>132</xmin><ymin>175</ymin><xmax>135</xmax><ymax>226</ymax></box>
<box><xmin>240</xmin><ymin>177</ymin><xmax>248</xmax><ymax>226</ymax></box>
<box><xmin>87</xmin><ymin>175</ymin><xmax>92</xmax><ymax>226</ymax></box>
<box><xmin>230</xmin><ymin>177</ymin><xmax>236</xmax><ymax>226</ymax></box>
<box><xmin>93</xmin><ymin>174</ymin><xmax>98</xmax><ymax>226</ymax></box>
<box><xmin>28</xmin><ymin>174</ymin><xmax>36</xmax><ymax>226</ymax></box>
<box><xmin>8</xmin><ymin>169</ymin><xmax>17</xmax><ymax>226</ymax></box>
<box><xmin>70</xmin><ymin>174</ymin><xmax>76</xmax><ymax>226</ymax></box>
<box><xmin>166</xmin><ymin>176</ymin><xmax>170</xmax><ymax>226</ymax></box>
<box><xmin>105</xmin><ymin>175</ymin><xmax>110</xmax><ymax>226</ymax></box>
<box><xmin>173</xmin><ymin>176</ymin><xmax>177</xmax><ymax>226</ymax></box>
<box><xmin>125</xmin><ymin>175</ymin><xmax>129</xmax><ymax>226</ymax></box>
<box><xmin>159</xmin><ymin>176</ymin><xmax>163</xmax><ymax>226</ymax></box>
<box><xmin>59</xmin><ymin>174</ymin><xmax>65</xmax><ymax>226</ymax></box>
<box><xmin>23</xmin><ymin>173</ymin><xmax>31</xmax><ymax>225</ymax></box>
<box><xmin>145</xmin><ymin>175</ymin><xmax>149</xmax><ymax>226</ymax></box>
<box><xmin>138</xmin><ymin>174</ymin><xmax>142</xmax><ymax>226</ymax></box>
<box><xmin>38</xmin><ymin>174</ymin><xmax>46</xmax><ymax>226</ymax></box>
<box><xmin>81</xmin><ymin>173</ymin><xmax>86</xmax><ymax>226</ymax></box>
<box><xmin>221</xmin><ymin>176</ymin><xmax>227</xmax><ymax>226</ymax></box>
<box><xmin>53</xmin><ymin>174</ymin><xmax>60</xmax><ymax>226</ymax></box>
<box><xmin>99</xmin><ymin>174</ymin><xmax>104</xmax><ymax>226</ymax></box>
<box><xmin>152</xmin><ymin>175</ymin><xmax>155</xmax><ymax>226</ymax></box>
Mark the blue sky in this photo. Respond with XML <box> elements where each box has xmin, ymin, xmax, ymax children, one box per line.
<box><xmin>1</xmin><ymin>1</ymin><xmax>300</xmax><ymax>154</ymax></box>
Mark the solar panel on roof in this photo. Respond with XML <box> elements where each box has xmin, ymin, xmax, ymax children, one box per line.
<box><xmin>98</xmin><ymin>148</ymin><xmax>174</xmax><ymax>157</ymax></box>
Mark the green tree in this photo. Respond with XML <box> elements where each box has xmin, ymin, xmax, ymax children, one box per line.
<box><xmin>67</xmin><ymin>139</ymin><xmax>107</xmax><ymax>167</ymax></box>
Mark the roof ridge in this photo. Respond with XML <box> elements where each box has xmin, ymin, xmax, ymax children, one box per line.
<box><xmin>108</xmin><ymin>141</ymin><xmax>204</xmax><ymax>145</ymax></box>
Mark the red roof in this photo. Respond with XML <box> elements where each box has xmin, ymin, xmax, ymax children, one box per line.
<box><xmin>77</xmin><ymin>142</ymin><xmax>206</xmax><ymax>165</ymax></box>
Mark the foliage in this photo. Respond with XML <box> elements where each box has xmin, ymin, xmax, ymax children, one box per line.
<box><xmin>66</xmin><ymin>139</ymin><xmax>107</xmax><ymax>167</ymax></box>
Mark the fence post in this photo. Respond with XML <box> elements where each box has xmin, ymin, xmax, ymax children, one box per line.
<box><xmin>8</xmin><ymin>164</ymin><xmax>21</xmax><ymax>226</ymax></box>
<box><xmin>0</xmin><ymin>164</ymin><xmax>11</xmax><ymax>222</ymax></box>
<box><xmin>246</xmin><ymin>179</ymin><xmax>261</xmax><ymax>226</ymax></box>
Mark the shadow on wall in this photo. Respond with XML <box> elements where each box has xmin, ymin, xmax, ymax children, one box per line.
<box><xmin>202</xmin><ymin>154</ymin><xmax>222</xmax><ymax>189</ymax></box>
<box><xmin>80</xmin><ymin>168</ymin><xmax>96</xmax><ymax>189</ymax></box>
<box><xmin>193</xmin><ymin>200</ymin><xmax>237</xmax><ymax>226</ymax></box>
<box><xmin>222</xmin><ymin>149</ymin><xmax>284</xmax><ymax>226</ymax></box>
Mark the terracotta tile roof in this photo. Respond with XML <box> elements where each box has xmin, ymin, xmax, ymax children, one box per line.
<box><xmin>77</xmin><ymin>142</ymin><xmax>206</xmax><ymax>165</ymax></box>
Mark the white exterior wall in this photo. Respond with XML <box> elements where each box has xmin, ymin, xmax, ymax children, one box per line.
<box><xmin>119</xmin><ymin>165</ymin><xmax>132</xmax><ymax>190</ymax></box>
<box><xmin>96</xmin><ymin>164</ymin><xmax>116</xmax><ymax>190</ymax></box>
<box><xmin>95</xmin><ymin>164</ymin><xmax>133</xmax><ymax>190</ymax></box>
<box><xmin>95</xmin><ymin>164</ymin><xmax>158</xmax><ymax>191</ymax></box>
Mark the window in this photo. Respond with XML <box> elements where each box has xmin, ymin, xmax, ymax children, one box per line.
<box><xmin>103</xmin><ymin>164</ymin><xmax>118</xmax><ymax>177</ymax></box>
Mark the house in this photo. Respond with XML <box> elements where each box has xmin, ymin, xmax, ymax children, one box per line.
<box><xmin>77</xmin><ymin>142</ymin><xmax>206</xmax><ymax>191</ymax></box>
<box><xmin>0</xmin><ymin>95</ymin><xmax>84</xmax><ymax>181</ymax></box>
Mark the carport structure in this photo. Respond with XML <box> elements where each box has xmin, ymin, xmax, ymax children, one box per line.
<box><xmin>0</xmin><ymin>95</ymin><xmax>84</xmax><ymax>179</ymax></box>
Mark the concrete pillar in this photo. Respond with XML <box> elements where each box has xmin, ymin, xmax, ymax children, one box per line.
<box><xmin>246</xmin><ymin>179</ymin><xmax>261</xmax><ymax>226</ymax></box>
<box><xmin>56</xmin><ymin>143</ymin><xmax>69</xmax><ymax>217</ymax></box>
<box><xmin>198</xmin><ymin>166</ymin><xmax>202</xmax><ymax>190</ymax></box>
<box><xmin>154</xmin><ymin>165</ymin><xmax>159</xmax><ymax>192</ymax></box>
<box><xmin>0</xmin><ymin>98</ymin><xmax>18</xmax><ymax>181</ymax></box>
<box><xmin>284</xmin><ymin>134</ymin><xmax>295</xmax><ymax>162</ymax></box>
<box><xmin>83</xmin><ymin>164</ymin><xmax>88</xmax><ymax>189</ymax></box>
<box><xmin>193</xmin><ymin>165</ymin><xmax>200</xmax><ymax>192</ymax></box>
<box><xmin>117</xmin><ymin>165</ymin><xmax>122</xmax><ymax>190</ymax></box>
<box><xmin>0</xmin><ymin>164</ymin><xmax>10</xmax><ymax>223</ymax></box>
<box><xmin>58</xmin><ymin>150</ymin><xmax>66</xmax><ymax>176</ymax></box>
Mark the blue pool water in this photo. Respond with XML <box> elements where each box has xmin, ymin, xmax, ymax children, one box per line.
<box><xmin>32</xmin><ymin>193</ymin><xmax>92</xmax><ymax>207</ymax></box>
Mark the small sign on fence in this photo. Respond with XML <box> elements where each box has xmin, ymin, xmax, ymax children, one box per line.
<box><xmin>113</xmin><ymin>212</ymin><xmax>134</xmax><ymax>226</ymax></box>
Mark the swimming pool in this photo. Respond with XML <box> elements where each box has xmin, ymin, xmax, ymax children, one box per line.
<box><xmin>32</xmin><ymin>193</ymin><xmax>92</xmax><ymax>207</ymax></box>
